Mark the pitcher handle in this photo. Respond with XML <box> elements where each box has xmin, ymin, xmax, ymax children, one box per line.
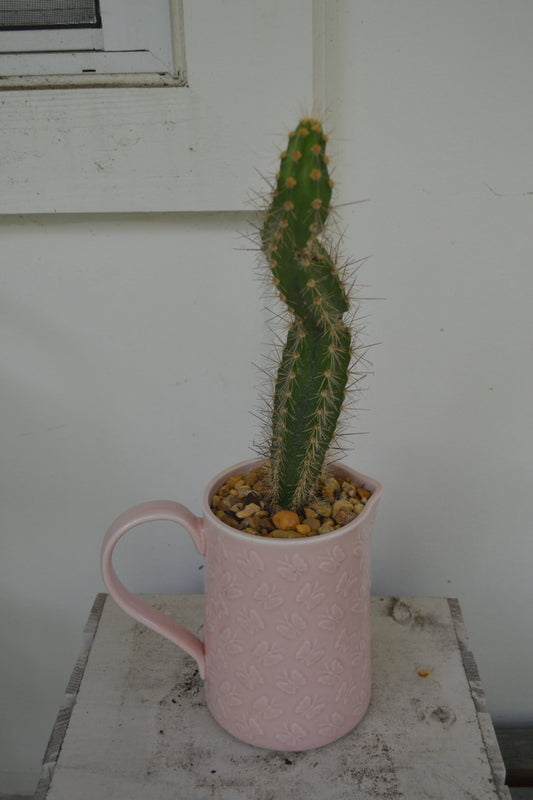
<box><xmin>100</xmin><ymin>500</ymin><xmax>207</xmax><ymax>678</ymax></box>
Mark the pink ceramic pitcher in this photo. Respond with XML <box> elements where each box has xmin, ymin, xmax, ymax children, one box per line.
<box><xmin>101</xmin><ymin>458</ymin><xmax>382</xmax><ymax>751</ymax></box>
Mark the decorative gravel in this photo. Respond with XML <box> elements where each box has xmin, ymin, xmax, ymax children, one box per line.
<box><xmin>210</xmin><ymin>465</ymin><xmax>372</xmax><ymax>538</ymax></box>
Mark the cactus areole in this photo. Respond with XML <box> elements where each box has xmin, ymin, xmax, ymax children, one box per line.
<box><xmin>260</xmin><ymin>119</ymin><xmax>353</xmax><ymax>512</ymax></box>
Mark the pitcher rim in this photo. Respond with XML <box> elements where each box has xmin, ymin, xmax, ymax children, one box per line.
<box><xmin>203</xmin><ymin>456</ymin><xmax>383</xmax><ymax>547</ymax></box>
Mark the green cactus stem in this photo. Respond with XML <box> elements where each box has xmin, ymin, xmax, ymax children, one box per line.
<box><xmin>260</xmin><ymin>118</ymin><xmax>352</xmax><ymax>511</ymax></box>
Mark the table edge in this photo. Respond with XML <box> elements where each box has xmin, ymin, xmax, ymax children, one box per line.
<box><xmin>33</xmin><ymin>593</ymin><xmax>107</xmax><ymax>800</ymax></box>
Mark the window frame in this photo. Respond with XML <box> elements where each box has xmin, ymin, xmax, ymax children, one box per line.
<box><xmin>0</xmin><ymin>0</ymin><xmax>184</xmax><ymax>82</ymax></box>
<box><xmin>0</xmin><ymin>0</ymin><xmax>326</xmax><ymax>214</ymax></box>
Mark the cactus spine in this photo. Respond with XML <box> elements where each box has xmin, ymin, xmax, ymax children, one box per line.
<box><xmin>260</xmin><ymin>118</ymin><xmax>352</xmax><ymax>511</ymax></box>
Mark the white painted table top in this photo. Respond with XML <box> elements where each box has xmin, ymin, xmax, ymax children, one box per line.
<box><xmin>36</xmin><ymin>594</ymin><xmax>510</xmax><ymax>800</ymax></box>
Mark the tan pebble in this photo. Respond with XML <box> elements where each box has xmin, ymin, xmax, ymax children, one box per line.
<box><xmin>305</xmin><ymin>517</ymin><xmax>321</xmax><ymax>532</ymax></box>
<box><xmin>216</xmin><ymin>510</ymin><xmax>240</xmax><ymax>529</ymax></box>
<box><xmin>304</xmin><ymin>507</ymin><xmax>318</xmax><ymax>518</ymax></box>
<box><xmin>322</xmin><ymin>476</ymin><xmax>341</xmax><ymax>501</ymax></box>
<box><xmin>332</xmin><ymin>499</ymin><xmax>355</xmax><ymax>525</ymax></box>
<box><xmin>271</xmin><ymin>529</ymin><xmax>304</xmax><ymax>538</ymax></box>
<box><xmin>252</xmin><ymin>480</ymin><xmax>269</xmax><ymax>495</ymax></box>
<box><xmin>318</xmin><ymin>521</ymin><xmax>334</xmax><ymax>534</ymax></box>
<box><xmin>272</xmin><ymin>510</ymin><xmax>301</xmax><ymax>531</ymax></box>
<box><xmin>236</xmin><ymin>502</ymin><xmax>261</xmax><ymax>519</ymax></box>
<box><xmin>312</xmin><ymin>502</ymin><xmax>332</xmax><ymax>518</ymax></box>
<box><xmin>296</xmin><ymin>523</ymin><xmax>311</xmax><ymax>535</ymax></box>
<box><xmin>337</xmin><ymin>511</ymin><xmax>356</xmax><ymax>525</ymax></box>
<box><xmin>230</xmin><ymin>502</ymin><xmax>244</xmax><ymax>513</ymax></box>
<box><xmin>219</xmin><ymin>496</ymin><xmax>235</xmax><ymax>512</ymax></box>
<box><xmin>211</xmin><ymin>495</ymin><xmax>220</xmax><ymax>509</ymax></box>
<box><xmin>243</xmin><ymin>527</ymin><xmax>260</xmax><ymax>535</ymax></box>
<box><xmin>333</xmin><ymin>498</ymin><xmax>352</xmax><ymax>513</ymax></box>
<box><xmin>239</xmin><ymin>516</ymin><xmax>262</xmax><ymax>531</ymax></box>
<box><xmin>354</xmin><ymin>502</ymin><xmax>364</xmax><ymax>514</ymax></box>
<box><xmin>358</xmin><ymin>487</ymin><xmax>371</xmax><ymax>500</ymax></box>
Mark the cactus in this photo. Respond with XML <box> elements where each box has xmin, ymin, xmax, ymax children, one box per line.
<box><xmin>260</xmin><ymin>118</ymin><xmax>353</xmax><ymax>511</ymax></box>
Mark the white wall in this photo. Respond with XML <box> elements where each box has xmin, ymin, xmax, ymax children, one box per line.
<box><xmin>2</xmin><ymin>1</ymin><xmax>533</xmax><ymax>793</ymax></box>
<box><xmin>327</xmin><ymin>0</ymin><xmax>533</xmax><ymax>728</ymax></box>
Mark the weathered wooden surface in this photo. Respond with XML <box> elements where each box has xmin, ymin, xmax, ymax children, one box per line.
<box><xmin>37</xmin><ymin>595</ymin><xmax>510</xmax><ymax>800</ymax></box>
